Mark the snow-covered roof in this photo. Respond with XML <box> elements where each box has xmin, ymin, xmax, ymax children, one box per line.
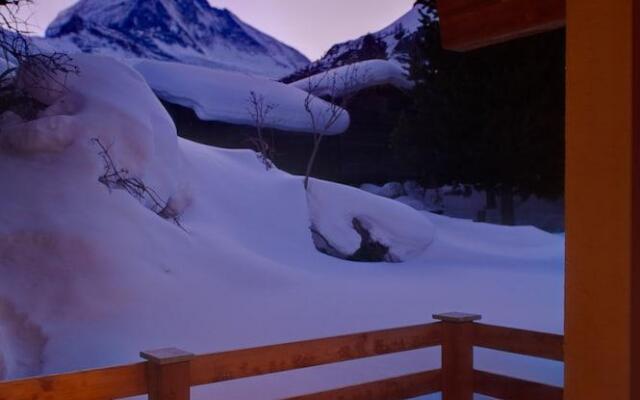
<box><xmin>133</xmin><ymin>59</ymin><xmax>350</xmax><ymax>135</ymax></box>
<box><xmin>290</xmin><ymin>59</ymin><xmax>413</xmax><ymax>98</ymax></box>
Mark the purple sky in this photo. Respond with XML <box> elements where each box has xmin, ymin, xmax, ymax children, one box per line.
<box><xmin>16</xmin><ymin>0</ymin><xmax>415</xmax><ymax>60</ymax></box>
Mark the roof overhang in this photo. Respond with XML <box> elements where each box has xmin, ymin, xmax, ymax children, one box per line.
<box><xmin>437</xmin><ymin>0</ymin><xmax>566</xmax><ymax>51</ymax></box>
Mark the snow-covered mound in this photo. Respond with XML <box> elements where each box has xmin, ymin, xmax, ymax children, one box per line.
<box><xmin>40</xmin><ymin>0</ymin><xmax>309</xmax><ymax>78</ymax></box>
<box><xmin>0</xmin><ymin>55</ymin><xmax>564</xmax><ymax>397</ymax></box>
<box><xmin>133</xmin><ymin>59</ymin><xmax>350</xmax><ymax>134</ymax></box>
<box><xmin>291</xmin><ymin>59</ymin><xmax>413</xmax><ymax>98</ymax></box>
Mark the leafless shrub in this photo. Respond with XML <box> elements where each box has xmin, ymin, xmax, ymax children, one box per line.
<box><xmin>246</xmin><ymin>91</ymin><xmax>277</xmax><ymax>170</ymax></box>
<box><xmin>0</xmin><ymin>0</ymin><xmax>78</xmax><ymax>118</ymax></box>
<box><xmin>302</xmin><ymin>64</ymin><xmax>366</xmax><ymax>189</ymax></box>
<box><xmin>92</xmin><ymin>138</ymin><xmax>186</xmax><ymax>230</ymax></box>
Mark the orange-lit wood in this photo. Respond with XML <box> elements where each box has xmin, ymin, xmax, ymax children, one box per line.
<box><xmin>474</xmin><ymin>370</ymin><xmax>563</xmax><ymax>400</ymax></box>
<box><xmin>285</xmin><ymin>370</ymin><xmax>442</xmax><ymax>400</ymax></box>
<box><xmin>438</xmin><ymin>0</ymin><xmax>566</xmax><ymax>51</ymax></box>
<box><xmin>565</xmin><ymin>0</ymin><xmax>634</xmax><ymax>399</ymax></box>
<box><xmin>189</xmin><ymin>323</ymin><xmax>442</xmax><ymax>386</ymax></box>
<box><xmin>632</xmin><ymin>1</ymin><xmax>640</xmax><ymax>399</ymax></box>
<box><xmin>0</xmin><ymin>362</ymin><xmax>147</xmax><ymax>400</ymax></box>
<box><xmin>473</xmin><ymin>323</ymin><xmax>564</xmax><ymax>361</ymax></box>
<box><xmin>435</xmin><ymin>313</ymin><xmax>478</xmax><ymax>400</ymax></box>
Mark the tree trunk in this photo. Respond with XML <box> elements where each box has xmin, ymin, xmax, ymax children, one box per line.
<box><xmin>486</xmin><ymin>188</ymin><xmax>497</xmax><ymax>209</ymax></box>
<box><xmin>304</xmin><ymin>136</ymin><xmax>323</xmax><ymax>190</ymax></box>
<box><xmin>500</xmin><ymin>186</ymin><xmax>515</xmax><ymax>226</ymax></box>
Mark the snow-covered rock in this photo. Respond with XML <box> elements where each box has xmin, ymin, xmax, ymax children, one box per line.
<box><xmin>40</xmin><ymin>0</ymin><xmax>309</xmax><ymax>78</ymax></box>
<box><xmin>133</xmin><ymin>59</ymin><xmax>350</xmax><ymax>134</ymax></box>
<box><xmin>291</xmin><ymin>59</ymin><xmax>412</xmax><ymax>98</ymax></box>
<box><xmin>360</xmin><ymin>182</ymin><xmax>405</xmax><ymax>199</ymax></box>
<box><xmin>307</xmin><ymin>180</ymin><xmax>435</xmax><ymax>262</ymax></box>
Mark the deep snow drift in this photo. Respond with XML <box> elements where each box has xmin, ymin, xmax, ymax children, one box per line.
<box><xmin>133</xmin><ymin>59</ymin><xmax>350</xmax><ymax>134</ymax></box>
<box><xmin>0</xmin><ymin>55</ymin><xmax>563</xmax><ymax>398</ymax></box>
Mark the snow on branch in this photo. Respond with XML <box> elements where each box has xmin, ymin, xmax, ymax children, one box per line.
<box><xmin>92</xmin><ymin>138</ymin><xmax>186</xmax><ymax>231</ymax></box>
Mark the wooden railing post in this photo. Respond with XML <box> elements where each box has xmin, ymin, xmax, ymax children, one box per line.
<box><xmin>434</xmin><ymin>312</ymin><xmax>482</xmax><ymax>400</ymax></box>
<box><xmin>141</xmin><ymin>348</ymin><xmax>194</xmax><ymax>400</ymax></box>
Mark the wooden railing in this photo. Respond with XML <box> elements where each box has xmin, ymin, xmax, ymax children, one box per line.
<box><xmin>0</xmin><ymin>312</ymin><xmax>564</xmax><ymax>400</ymax></box>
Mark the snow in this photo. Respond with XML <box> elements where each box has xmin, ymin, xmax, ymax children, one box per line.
<box><xmin>133</xmin><ymin>59</ymin><xmax>350</xmax><ymax>134</ymax></box>
<box><xmin>0</xmin><ymin>54</ymin><xmax>564</xmax><ymax>398</ymax></box>
<box><xmin>291</xmin><ymin>59</ymin><xmax>413</xmax><ymax>98</ymax></box>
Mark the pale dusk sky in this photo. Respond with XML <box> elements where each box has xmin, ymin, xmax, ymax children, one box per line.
<box><xmin>15</xmin><ymin>0</ymin><xmax>416</xmax><ymax>60</ymax></box>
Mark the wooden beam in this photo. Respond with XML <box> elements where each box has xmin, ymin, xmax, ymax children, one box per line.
<box><xmin>189</xmin><ymin>323</ymin><xmax>442</xmax><ymax>386</ymax></box>
<box><xmin>632</xmin><ymin>0</ymin><xmax>640</xmax><ymax>398</ymax></box>
<box><xmin>473</xmin><ymin>323</ymin><xmax>564</xmax><ymax>361</ymax></box>
<box><xmin>284</xmin><ymin>370</ymin><xmax>441</xmax><ymax>400</ymax></box>
<box><xmin>474</xmin><ymin>370</ymin><xmax>563</xmax><ymax>400</ymax></box>
<box><xmin>565</xmin><ymin>0</ymin><xmax>635</xmax><ymax>399</ymax></box>
<box><xmin>438</xmin><ymin>0</ymin><xmax>566</xmax><ymax>51</ymax></box>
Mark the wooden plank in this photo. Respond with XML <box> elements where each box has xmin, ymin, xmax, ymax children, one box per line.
<box><xmin>190</xmin><ymin>323</ymin><xmax>442</xmax><ymax>386</ymax></box>
<box><xmin>284</xmin><ymin>370</ymin><xmax>442</xmax><ymax>400</ymax></box>
<box><xmin>0</xmin><ymin>362</ymin><xmax>147</xmax><ymax>400</ymax></box>
<box><xmin>633</xmin><ymin>2</ymin><xmax>640</xmax><ymax>399</ymax></box>
<box><xmin>438</xmin><ymin>0</ymin><xmax>566</xmax><ymax>51</ymax></box>
<box><xmin>474</xmin><ymin>323</ymin><xmax>564</xmax><ymax>361</ymax></box>
<box><xmin>474</xmin><ymin>370</ymin><xmax>563</xmax><ymax>400</ymax></box>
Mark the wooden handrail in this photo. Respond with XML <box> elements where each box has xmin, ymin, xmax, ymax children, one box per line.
<box><xmin>0</xmin><ymin>362</ymin><xmax>147</xmax><ymax>400</ymax></box>
<box><xmin>0</xmin><ymin>313</ymin><xmax>565</xmax><ymax>400</ymax></box>
<box><xmin>474</xmin><ymin>323</ymin><xmax>564</xmax><ymax>361</ymax></box>
<box><xmin>190</xmin><ymin>322</ymin><xmax>442</xmax><ymax>386</ymax></box>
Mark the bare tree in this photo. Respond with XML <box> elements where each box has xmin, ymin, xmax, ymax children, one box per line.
<box><xmin>246</xmin><ymin>90</ymin><xmax>277</xmax><ymax>170</ymax></box>
<box><xmin>302</xmin><ymin>64</ymin><xmax>364</xmax><ymax>190</ymax></box>
<box><xmin>0</xmin><ymin>0</ymin><xmax>77</xmax><ymax>117</ymax></box>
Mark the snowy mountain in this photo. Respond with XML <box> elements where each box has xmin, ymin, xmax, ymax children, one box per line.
<box><xmin>42</xmin><ymin>0</ymin><xmax>310</xmax><ymax>78</ymax></box>
<box><xmin>283</xmin><ymin>5</ymin><xmax>432</xmax><ymax>83</ymax></box>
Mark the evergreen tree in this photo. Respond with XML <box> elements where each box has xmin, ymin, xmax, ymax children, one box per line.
<box><xmin>392</xmin><ymin>0</ymin><xmax>565</xmax><ymax>224</ymax></box>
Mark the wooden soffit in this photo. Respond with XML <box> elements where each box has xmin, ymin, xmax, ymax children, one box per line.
<box><xmin>437</xmin><ymin>0</ymin><xmax>566</xmax><ymax>51</ymax></box>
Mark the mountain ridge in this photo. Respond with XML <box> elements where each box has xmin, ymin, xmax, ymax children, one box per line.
<box><xmin>42</xmin><ymin>0</ymin><xmax>310</xmax><ymax>78</ymax></box>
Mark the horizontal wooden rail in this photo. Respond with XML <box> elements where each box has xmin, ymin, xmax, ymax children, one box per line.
<box><xmin>190</xmin><ymin>322</ymin><xmax>442</xmax><ymax>386</ymax></box>
<box><xmin>474</xmin><ymin>323</ymin><xmax>564</xmax><ymax>361</ymax></box>
<box><xmin>284</xmin><ymin>369</ymin><xmax>442</xmax><ymax>400</ymax></box>
<box><xmin>474</xmin><ymin>370</ymin><xmax>564</xmax><ymax>400</ymax></box>
<box><xmin>0</xmin><ymin>362</ymin><xmax>147</xmax><ymax>400</ymax></box>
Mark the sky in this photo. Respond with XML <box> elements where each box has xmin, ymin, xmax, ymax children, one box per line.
<box><xmin>15</xmin><ymin>0</ymin><xmax>416</xmax><ymax>60</ymax></box>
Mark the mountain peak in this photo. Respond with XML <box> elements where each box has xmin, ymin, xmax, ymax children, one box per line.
<box><xmin>44</xmin><ymin>0</ymin><xmax>310</xmax><ymax>78</ymax></box>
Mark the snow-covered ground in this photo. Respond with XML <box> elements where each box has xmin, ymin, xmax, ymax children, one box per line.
<box><xmin>133</xmin><ymin>59</ymin><xmax>350</xmax><ymax>134</ymax></box>
<box><xmin>0</xmin><ymin>55</ymin><xmax>563</xmax><ymax>399</ymax></box>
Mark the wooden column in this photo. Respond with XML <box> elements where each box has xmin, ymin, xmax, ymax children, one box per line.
<box><xmin>433</xmin><ymin>312</ymin><xmax>481</xmax><ymax>400</ymax></box>
<box><xmin>632</xmin><ymin>0</ymin><xmax>640</xmax><ymax>398</ymax></box>
<box><xmin>141</xmin><ymin>348</ymin><xmax>194</xmax><ymax>400</ymax></box>
<box><xmin>566</xmin><ymin>0</ymin><xmax>635</xmax><ymax>399</ymax></box>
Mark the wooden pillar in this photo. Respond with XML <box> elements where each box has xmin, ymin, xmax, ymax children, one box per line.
<box><xmin>141</xmin><ymin>348</ymin><xmax>194</xmax><ymax>400</ymax></box>
<box><xmin>565</xmin><ymin>0</ymin><xmax>636</xmax><ymax>399</ymax></box>
<box><xmin>433</xmin><ymin>312</ymin><xmax>482</xmax><ymax>400</ymax></box>
<box><xmin>632</xmin><ymin>0</ymin><xmax>640</xmax><ymax>398</ymax></box>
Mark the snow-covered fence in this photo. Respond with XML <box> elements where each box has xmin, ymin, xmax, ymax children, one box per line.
<box><xmin>0</xmin><ymin>313</ymin><xmax>564</xmax><ymax>400</ymax></box>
